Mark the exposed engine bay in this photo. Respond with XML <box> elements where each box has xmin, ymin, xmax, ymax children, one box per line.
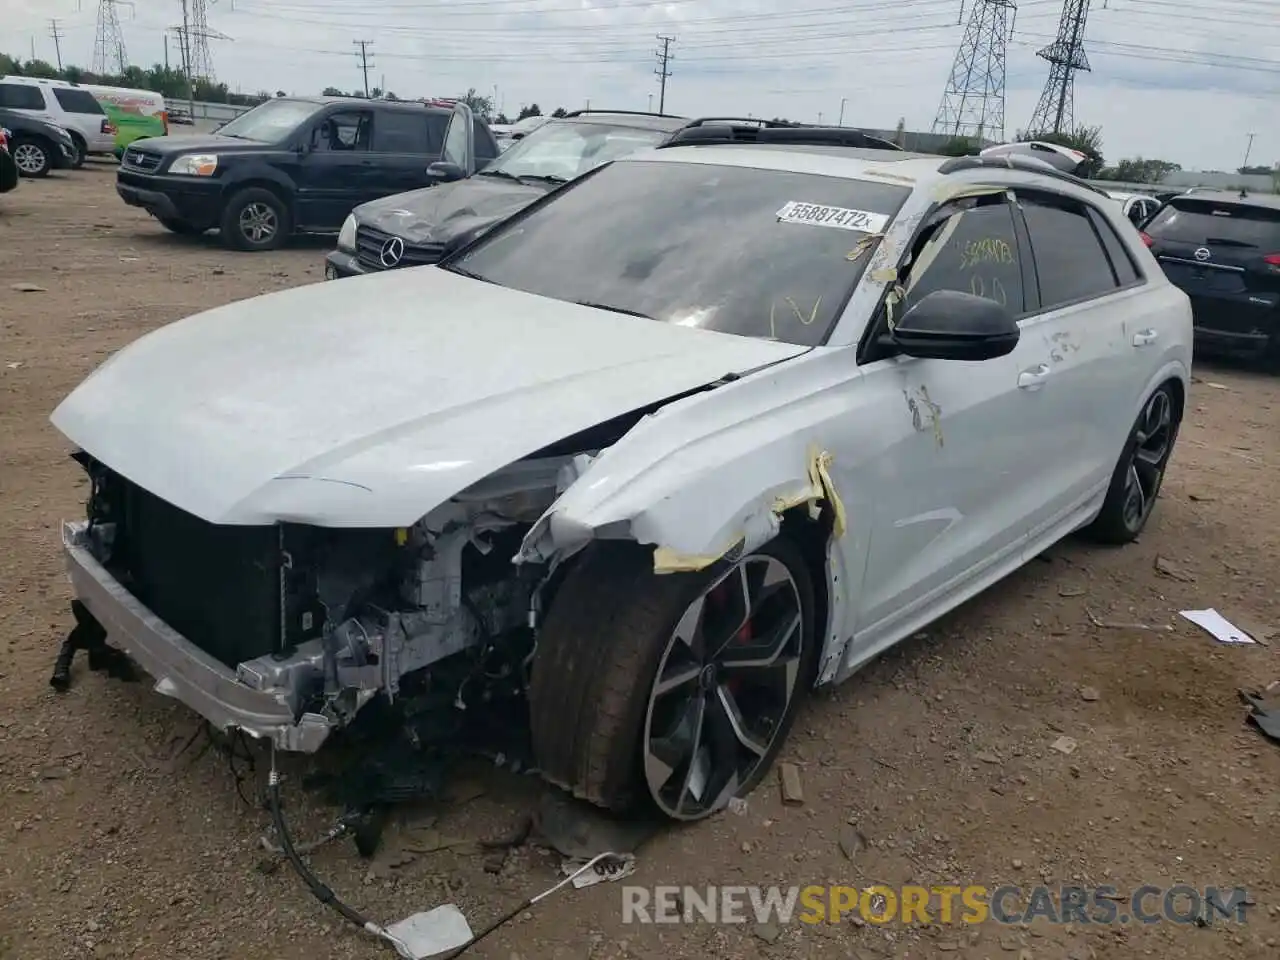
<box><xmin>70</xmin><ymin>448</ymin><xmax>601</xmax><ymax>745</ymax></box>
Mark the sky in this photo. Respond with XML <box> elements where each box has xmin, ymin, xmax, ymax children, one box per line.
<box><xmin>3</xmin><ymin>0</ymin><xmax>1276</xmax><ymax>171</ymax></box>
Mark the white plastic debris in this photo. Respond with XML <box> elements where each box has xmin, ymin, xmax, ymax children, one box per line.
<box><xmin>560</xmin><ymin>852</ymin><xmax>637</xmax><ymax>889</ymax></box>
<box><xmin>385</xmin><ymin>904</ymin><xmax>473</xmax><ymax>959</ymax></box>
<box><xmin>1180</xmin><ymin>609</ymin><xmax>1257</xmax><ymax>645</ymax></box>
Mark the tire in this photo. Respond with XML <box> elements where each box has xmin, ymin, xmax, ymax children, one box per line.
<box><xmin>530</xmin><ymin>536</ymin><xmax>818</xmax><ymax>821</ymax></box>
<box><xmin>220</xmin><ymin>187</ymin><xmax>290</xmax><ymax>251</ymax></box>
<box><xmin>158</xmin><ymin>217</ymin><xmax>205</xmax><ymax>236</ymax></box>
<box><xmin>11</xmin><ymin>137</ymin><xmax>51</xmax><ymax>178</ymax></box>
<box><xmin>69</xmin><ymin>135</ymin><xmax>86</xmax><ymax>169</ymax></box>
<box><xmin>1085</xmin><ymin>381</ymin><xmax>1181</xmax><ymax>544</ymax></box>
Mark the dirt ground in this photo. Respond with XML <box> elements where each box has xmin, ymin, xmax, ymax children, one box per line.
<box><xmin>2</xmin><ymin>164</ymin><xmax>1278</xmax><ymax>960</ymax></box>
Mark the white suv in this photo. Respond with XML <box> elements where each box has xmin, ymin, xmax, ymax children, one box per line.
<box><xmin>0</xmin><ymin>76</ymin><xmax>116</xmax><ymax>167</ymax></box>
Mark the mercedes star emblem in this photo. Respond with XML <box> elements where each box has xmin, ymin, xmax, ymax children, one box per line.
<box><xmin>379</xmin><ymin>236</ymin><xmax>405</xmax><ymax>268</ymax></box>
<box><xmin>1194</xmin><ymin>247</ymin><xmax>1211</xmax><ymax>262</ymax></box>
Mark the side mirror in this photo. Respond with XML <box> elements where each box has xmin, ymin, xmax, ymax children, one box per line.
<box><xmin>890</xmin><ymin>289</ymin><xmax>1020</xmax><ymax>362</ymax></box>
<box><xmin>427</xmin><ymin>161</ymin><xmax>466</xmax><ymax>183</ymax></box>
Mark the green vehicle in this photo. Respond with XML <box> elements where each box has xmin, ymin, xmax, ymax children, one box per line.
<box><xmin>81</xmin><ymin>83</ymin><xmax>169</xmax><ymax>156</ymax></box>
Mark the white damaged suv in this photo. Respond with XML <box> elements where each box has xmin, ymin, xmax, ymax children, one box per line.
<box><xmin>51</xmin><ymin>123</ymin><xmax>1192</xmax><ymax>821</ymax></box>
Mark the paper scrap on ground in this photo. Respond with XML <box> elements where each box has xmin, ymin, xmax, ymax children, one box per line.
<box><xmin>560</xmin><ymin>853</ymin><xmax>637</xmax><ymax>889</ymax></box>
<box><xmin>1180</xmin><ymin>608</ymin><xmax>1257</xmax><ymax>645</ymax></box>
<box><xmin>385</xmin><ymin>904</ymin><xmax>473</xmax><ymax>959</ymax></box>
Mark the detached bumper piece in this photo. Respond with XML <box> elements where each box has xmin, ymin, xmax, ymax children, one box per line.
<box><xmin>59</xmin><ymin>521</ymin><xmax>334</xmax><ymax>752</ymax></box>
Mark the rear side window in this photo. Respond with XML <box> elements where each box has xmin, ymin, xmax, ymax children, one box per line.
<box><xmin>1020</xmin><ymin>195</ymin><xmax>1119</xmax><ymax>308</ymax></box>
<box><xmin>52</xmin><ymin>88</ymin><xmax>105</xmax><ymax>114</ymax></box>
<box><xmin>0</xmin><ymin>83</ymin><xmax>46</xmax><ymax>110</ymax></box>
<box><xmin>371</xmin><ymin>111</ymin><xmax>441</xmax><ymax>153</ymax></box>
<box><xmin>1087</xmin><ymin>207</ymin><xmax>1141</xmax><ymax>286</ymax></box>
<box><xmin>1145</xmin><ymin>199</ymin><xmax>1280</xmax><ymax>250</ymax></box>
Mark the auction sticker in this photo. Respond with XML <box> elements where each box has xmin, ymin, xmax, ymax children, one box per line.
<box><xmin>776</xmin><ymin>201</ymin><xmax>888</xmax><ymax>233</ymax></box>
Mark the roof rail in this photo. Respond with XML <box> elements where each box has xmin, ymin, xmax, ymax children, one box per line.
<box><xmin>561</xmin><ymin>108</ymin><xmax>686</xmax><ymax>120</ymax></box>
<box><xmin>677</xmin><ymin>117</ymin><xmax>802</xmax><ymax>129</ymax></box>
<box><xmin>659</xmin><ymin>121</ymin><xmax>904</xmax><ymax>151</ymax></box>
<box><xmin>936</xmin><ymin>154</ymin><xmax>1112</xmax><ymax>198</ymax></box>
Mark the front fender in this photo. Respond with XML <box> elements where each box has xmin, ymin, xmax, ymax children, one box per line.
<box><xmin>517</xmin><ymin>351</ymin><xmax>854</xmax><ymax>571</ymax></box>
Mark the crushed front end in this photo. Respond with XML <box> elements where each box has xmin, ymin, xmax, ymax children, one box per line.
<box><xmin>57</xmin><ymin>451</ymin><xmax>568</xmax><ymax>751</ymax></box>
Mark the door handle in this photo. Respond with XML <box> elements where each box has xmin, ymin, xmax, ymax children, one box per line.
<box><xmin>1017</xmin><ymin>363</ymin><xmax>1052</xmax><ymax>390</ymax></box>
<box><xmin>1132</xmin><ymin>328</ymin><xmax>1159</xmax><ymax>347</ymax></box>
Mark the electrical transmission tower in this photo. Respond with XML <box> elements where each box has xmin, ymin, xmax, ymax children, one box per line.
<box><xmin>174</xmin><ymin>0</ymin><xmax>226</xmax><ymax>82</ymax></box>
<box><xmin>654</xmin><ymin>35</ymin><xmax>675</xmax><ymax>114</ymax></box>
<box><xmin>1027</xmin><ymin>0</ymin><xmax>1092</xmax><ymax>135</ymax></box>
<box><xmin>932</xmin><ymin>0</ymin><xmax>1017</xmax><ymax>143</ymax></box>
<box><xmin>91</xmin><ymin>2</ymin><xmax>128</xmax><ymax>74</ymax></box>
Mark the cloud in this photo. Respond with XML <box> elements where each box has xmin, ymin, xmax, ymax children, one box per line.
<box><xmin>2</xmin><ymin>0</ymin><xmax>1276</xmax><ymax>169</ymax></box>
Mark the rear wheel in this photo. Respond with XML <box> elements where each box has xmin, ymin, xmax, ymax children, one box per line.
<box><xmin>68</xmin><ymin>135</ymin><xmax>86</xmax><ymax>169</ymax></box>
<box><xmin>11</xmin><ymin>137</ymin><xmax>51</xmax><ymax>178</ymax></box>
<box><xmin>530</xmin><ymin>537</ymin><xmax>817</xmax><ymax>821</ymax></box>
<box><xmin>220</xmin><ymin>187</ymin><xmax>289</xmax><ymax>251</ymax></box>
<box><xmin>1085</xmin><ymin>382</ymin><xmax>1180</xmax><ymax>543</ymax></box>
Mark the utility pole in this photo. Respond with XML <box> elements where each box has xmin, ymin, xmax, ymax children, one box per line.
<box><xmin>1242</xmin><ymin>132</ymin><xmax>1256</xmax><ymax>170</ymax></box>
<box><xmin>353</xmin><ymin>40</ymin><xmax>374</xmax><ymax>98</ymax></box>
<box><xmin>654</xmin><ymin>34</ymin><xmax>674</xmax><ymax>114</ymax></box>
<box><xmin>838</xmin><ymin>97</ymin><xmax>846</xmax><ymax>127</ymax></box>
<box><xmin>49</xmin><ymin>19</ymin><xmax>64</xmax><ymax>71</ymax></box>
<box><xmin>164</xmin><ymin>33</ymin><xmax>169</xmax><ymax>70</ymax></box>
<box><xmin>648</xmin><ymin>92</ymin><xmax>653</xmax><ymax>112</ymax></box>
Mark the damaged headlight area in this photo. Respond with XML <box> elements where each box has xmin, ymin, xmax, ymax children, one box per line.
<box><xmin>65</xmin><ymin>451</ymin><xmax>588</xmax><ymax>749</ymax></box>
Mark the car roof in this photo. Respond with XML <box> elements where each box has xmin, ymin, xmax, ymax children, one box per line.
<box><xmin>556</xmin><ymin>111</ymin><xmax>689</xmax><ymax>133</ymax></box>
<box><xmin>620</xmin><ymin>142</ymin><xmax>948</xmax><ymax>184</ymax></box>
<box><xmin>298</xmin><ymin>96</ymin><xmax>452</xmax><ymax>114</ymax></box>
<box><xmin>1165</xmin><ymin>190</ymin><xmax>1280</xmax><ymax>211</ymax></box>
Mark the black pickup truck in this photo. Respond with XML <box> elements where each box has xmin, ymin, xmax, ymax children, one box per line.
<box><xmin>116</xmin><ymin>96</ymin><xmax>497</xmax><ymax>251</ymax></box>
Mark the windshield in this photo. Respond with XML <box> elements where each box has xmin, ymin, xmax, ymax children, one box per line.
<box><xmin>487</xmin><ymin>120</ymin><xmax>670</xmax><ymax>182</ymax></box>
<box><xmin>215</xmin><ymin>99</ymin><xmax>319</xmax><ymax>142</ymax></box>
<box><xmin>1145</xmin><ymin>198</ymin><xmax>1280</xmax><ymax>249</ymax></box>
<box><xmin>448</xmin><ymin>159</ymin><xmax>910</xmax><ymax>346</ymax></box>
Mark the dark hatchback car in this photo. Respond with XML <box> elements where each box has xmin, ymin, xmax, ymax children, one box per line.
<box><xmin>116</xmin><ymin>96</ymin><xmax>493</xmax><ymax>251</ymax></box>
<box><xmin>324</xmin><ymin>110</ymin><xmax>689</xmax><ymax>278</ymax></box>
<box><xmin>1142</xmin><ymin>191</ymin><xmax>1280</xmax><ymax>363</ymax></box>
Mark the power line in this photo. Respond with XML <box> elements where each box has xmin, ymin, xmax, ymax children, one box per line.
<box><xmin>933</xmin><ymin>0</ymin><xmax>1017</xmax><ymax>143</ymax></box>
<box><xmin>1028</xmin><ymin>0</ymin><xmax>1093</xmax><ymax>134</ymax></box>
<box><xmin>49</xmin><ymin>18</ymin><xmax>65</xmax><ymax>71</ymax></box>
<box><xmin>654</xmin><ymin>34</ymin><xmax>674</xmax><ymax>113</ymax></box>
<box><xmin>354</xmin><ymin>40</ymin><xmax>374</xmax><ymax>96</ymax></box>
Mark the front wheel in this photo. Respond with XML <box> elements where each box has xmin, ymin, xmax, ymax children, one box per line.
<box><xmin>11</xmin><ymin>137</ymin><xmax>51</xmax><ymax>178</ymax></box>
<box><xmin>220</xmin><ymin>187</ymin><xmax>289</xmax><ymax>251</ymax></box>
<box><xmin>69</xmin><ymin>137</ymin><xmax>86</xmax><ymax>169</ymax></box>
<box><xmin>530</xmin><ymin>537</ymin><xmax>817</xmax><ymax>821</ymax></box>
<box><xmin>1085</xmin><ymin>381</ymin><xmax>1180</xmax><ymax>544</ymax></box>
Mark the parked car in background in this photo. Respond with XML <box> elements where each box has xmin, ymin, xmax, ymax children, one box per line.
<box><xmin>0</xmin><ymin>126</ymin><xmax>18</xmax><ymax>193</ymax></box>
<box><xmin>1142</xmin><ymin>190</ymin><xmax>1280</xmax><ymax>364</ymax></box>
<box><xmin>168</xmin><ymin>108</ymin><xmax>195</xmax><ymax>126</ymax></box>
<box><xmin>0</xmin><ymin>107</ymin><xmax>77</xmax><ymax>177</ymax></box>
<box><xmin>1105</xmin><ymin>190</ymin><xmax>1160</xmax><ymax>227</ymax></box>
<box><xmin>50</xmin><ymin>125</ymin><xmax>1190</xmax><ymax>827</ymax></box>
<box><xmin>115</xmin><ymin>96</ymin><xmax>491</xmax><ymax>251</ymax></box>
<box><xmin>80</xmin><ymin>83</ymin><xmax>169</xmax><ymax>156</ymax></box>
<box><xmin>0</xmin><ymin>76</ymin><xmax>116</xmax><ymax>167</ymax></box>
<box><xmin>325</xmin><ymin>109</ymin><xmax>688</xmax><ymax>278</ymax></box>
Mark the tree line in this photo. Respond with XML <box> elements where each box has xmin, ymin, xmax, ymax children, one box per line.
<box><xmin>0</xmin><ymin>54</ymin><xmax>574</xmax><ymax>129</ymax></box>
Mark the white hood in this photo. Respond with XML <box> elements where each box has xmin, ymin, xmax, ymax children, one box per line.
<box><xmin>51</xmin><ymin>267</ymin><xmax>806</xmax><ymax>527</ymax></box>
